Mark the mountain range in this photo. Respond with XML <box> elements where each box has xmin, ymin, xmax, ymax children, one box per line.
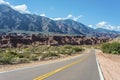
<box><xmin>0</xmin><ymin>4</ymin><xmax>120</xmax><ymax>38</ymax></box>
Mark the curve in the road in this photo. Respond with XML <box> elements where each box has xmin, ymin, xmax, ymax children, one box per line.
<box><xmin>34</xmin><ymin>56</ymin><xmax>89</xmax><ymax>80</ymax></box>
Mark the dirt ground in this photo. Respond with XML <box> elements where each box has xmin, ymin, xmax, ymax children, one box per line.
<box><xmin>96</xmin><ymin>50</ymin><xmax>120</xmax><ymax>80</ymax></box>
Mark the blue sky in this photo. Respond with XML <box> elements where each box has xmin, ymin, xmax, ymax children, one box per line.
<box><xmin>1</xmin><ymin>0</ymin><xmax>120</xmax><ymax>31</ymax></box>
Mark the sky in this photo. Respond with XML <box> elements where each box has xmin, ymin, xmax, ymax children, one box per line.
<box><xmin>1</xmin><ymin>0</ymin><xmax>120</xmax><ymax>31</ymax></box>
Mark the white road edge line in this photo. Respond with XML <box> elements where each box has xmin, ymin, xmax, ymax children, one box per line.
<box><xmin>95</xmin><ymin>51</ymin><xmax>104</xmax><ymax>80</ymax></box>
<box><xmin>0</xmin><ymin>54</ymin><xmax>84</xmax><ymax>74</ymax></box>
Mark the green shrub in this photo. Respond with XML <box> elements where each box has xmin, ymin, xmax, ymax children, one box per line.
<box><xmin>64</xmin><ymin>45</ymin><xmax>73</xmax><ymax>49</ymax></box>
<box><xmin>10</xmin><ymin>57</ymin><xmax>30</xmax><ymax>64</ymax></box>
<box><xmin>101</xmin><ymin>42</ymin><xmax>120</xmax><ymax>54</ymax></box>
<box><xmin>0</xmin><ymin>53</ymin><xmax>15</xmax><ymax>64</ymax></box>
<box><xmin>17</xmin><ymin>52</ymin><xmax>30</xmax><ymax>58</ymax></box>
<box><xmin>0</xmin><ymin>51</ymin><xmax>30</xmax><ymax>64</ymax></box>
<box><xmin>41</xmin><ymin>52</ymin><xmax>59</xmax><ymax>60</ymax></box>
<box><xmin>19</xmin><ymin>58</ymin><xmax>30</xmax><ymax>63</ymax></box>
<box><xmin>10</xmin><ymin>57</ymin><xmax>21</xmax><ymax>64</ymax></box>
<box><xmin>29</xmin><ymin>54</ymin><xmax>39</xmax><ymax>61</ymax></box>
<box><xmin>72</xmin><ymin>47</ymin><xmax>83</xmax><ymax>52</ymax></box>
<box><xmin>59</xmin><ymin>46</ymin><xmax>83</xmax><ymax>55</ymax></box>
<box><xmin>0</xmin><ymin>45</ymin><xmax>84</xmax><ymax>64</ymax></box>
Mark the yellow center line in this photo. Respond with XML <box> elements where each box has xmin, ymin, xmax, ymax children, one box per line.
<box><xmin>33</xmin><ymin>56</ymin><xmax>89</xmax><ymax>80</ymax></box>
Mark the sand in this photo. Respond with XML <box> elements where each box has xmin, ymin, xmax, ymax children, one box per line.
<box><xmin>96</xmin><ymin>50</ymin><xmax>120</xmax><ymax>80</ymax></box>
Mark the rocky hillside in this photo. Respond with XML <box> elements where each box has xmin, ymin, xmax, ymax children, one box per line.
<box><xmin>0</xmin><ymin>34</ymin><xmax>110</xmax><ymax>48</ymax></box>
<box><xmin>0</xmin><ymin>4</ymin><xmax>120</xmax><ymax>37</ymax></box>
<box><xmin>0</xmin><ymin>4</ymin><xmax>62</xmax><ymax>33</ymax></box>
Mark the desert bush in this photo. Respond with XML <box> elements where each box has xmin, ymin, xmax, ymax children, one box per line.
<box><xmin>29</xmin><ymin>54</ymin><xmax>39</xmax><ymax>61</ymax></box>
<box><xmin>60</xmin><ymin>49</ymin><xmax>73</xmax><ymax>55</ymax></box>
<box><xmin>19</xmin><ymin>58</ymin><xmax>30</xmax><ymax>63</ymax></box>
<box><xmin>64</xmin><ymin>45</ymin><xmax>73</xmax><ymax>49</ymax></box>
<box><xmin>0</xmin><ymin>53</ymin><xmax>15</xmax><ymax>64</ymax></box>
<box><xmin>17</xmin><ymin>52</ymin><xmax>31</xmax><ymax>58</ymax></box>
<box><xmin>72</xmin><ymin>46</ymin><xmax>83</xmax><ymax>52</ymax></box>
<box><xmin>10</xmin><ymin>57</ymin><xmax>21</xmax><ymax>64</ymax></box>
<box><xmin>0</xmin><ymin>51</ymin><xmax>30</xmax><ymax>64</ymax></box>
<box><xmin>41</xmin><ymin>52</ymin><xmax>60</xmax><ymax>60</ymax></box>
<box><xmin>0</xmin><ymin>45</ymin><xmax>84</xmax><ymax>64</ymax></box>
<box><xmin>101</xmin><ymin>42</ymin><xmax>120</xmax><ymax>54</ymax></box>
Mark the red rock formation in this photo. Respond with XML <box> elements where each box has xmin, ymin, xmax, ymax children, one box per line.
<box><xmin>0</xmin><ymin>34</ymin><xmax>110</xmax><ymax>48</ymax></box>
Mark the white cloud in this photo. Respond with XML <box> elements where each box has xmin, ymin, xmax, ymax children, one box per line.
<box><xmin>117</xmin><ymin>26</ymin><xmax>120</xmax><ymax>30</ymax></box>
<box><xmin>52</xmin><ymin>14</ymin><xmax>83</xmax><ymax>21</ymax></box>
<box><xmin>0</xmin><ymin>0</ymin><xmax>30</xmax><ymax>13</ymax></box>
<box><xmin>12</xmin><ymin>4</ymin><xmax>30</xmax><ymax>13</ymax></box>
<box><xmin>40</xmin><ymin>13</ymin><xmax>46</xmax><ymax>17</ymax></box>
<box><xmin>108</xmin><ymin>25</ymin><xmax>120</xmax><ymax>31</ymax></box>
<box><xmin>52</xmin><ymin>18</ymin><xmax>64</xmax><ymax>20</ymax></box>
<box><xmin>67</xmin><ymin>14</ymin><xmax>73</xmax><ymax>18</ymax></box>
<box><xmin>96</xmin><ymin>21</ymin><xmax>120</xmax><ymax>31</ymax></box>
<box><xmin>88</xmin><ymin>25</ymin><xmax>93</xmax><ymax>28</ymax></box>
<box><xmin>0</xmin><ymin>0</ymin><xmax>10</xmax><ymax>5</ymax></box>
<box><xmin>96</xmin><ymin>21</ymin><xmax>107</xmax><ymax>27</ymax></box>
<box><xmin>73</xmin><ymin>15</ymin><xmax>83</xmax><ymax>21</ymax></box>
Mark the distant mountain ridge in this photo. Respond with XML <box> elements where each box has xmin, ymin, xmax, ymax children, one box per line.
<box><xmin>0</xmin><ymin>4</ymin><xmax>120</xmax><ymax>38</ymax></box>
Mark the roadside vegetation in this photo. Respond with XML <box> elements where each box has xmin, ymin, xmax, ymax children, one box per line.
<box><xmin>0</xmin><ymin>45</ymin><xmax>84</xmax><ymax>64</ymax></box>
<box><xmin>101</xmin><ymin>42</ymin><xmax>120</xmax><ymax>55</ymax></box>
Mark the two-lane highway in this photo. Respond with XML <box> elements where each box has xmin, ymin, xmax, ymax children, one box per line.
<box><xmin>0</xmin><ymin>50</ymin><xmax>100</xmax><ymax>80</ymax></box>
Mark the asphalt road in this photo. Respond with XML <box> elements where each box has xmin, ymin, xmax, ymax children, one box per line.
<box><xmin>0</xmin><ymin>50</ymin><xmax>100</xmax><ymax>80</ymax></box>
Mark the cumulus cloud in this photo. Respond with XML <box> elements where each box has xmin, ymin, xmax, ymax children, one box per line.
<box><xmin>40</xmin><ymin>13</ymin><xmax>46</xmax><ymax>17</ymax></box>
<box><xmin>96</xmin><ymin>21</ymin><xmax>120</xmax><ymax>31</ymax></box>
<box><xmin>52</xmin><ymin>18</ymin><xmax>64</xmax><ymax>20</ymax></box>
<box><xmin>73</xmin><ymin>15</ymin><xmax>83</xmax><ymax>21</ymax></box>
<box><xmin>88</xmin><ymin>25</ymin><xmax>93</xmax><ymax>28</ymax></box>
<box><xmin>96</xmin><ymin>21</ymin><xmax>107</xmax><ymax>27</ymax></box>
<box><xmin>0</xmin><ymin>0</ymin><xmax>10</xmax><ymax>5</ymax></box>
<box><xmin>67</xmin><ymin>14</ymin><xmax>73</xmax><ymax>18</ymax></box>
<box><xmin>0</xmin><ymin>0</ymin><xmax>30</xmax><ymax>13</ymax></box>
<box><xmin>12</xmin><ymin>4</ymin><xmax>30</xmax><ymax>13</ymax></box>
<box><xmin>107</xmin><ymin>25</ymin><xmax>120</xmax><ymax>31</ymax></box>
<box><xmin>52</xmin><ymin>14</ymin><xmax>83</xmax><ymax>21</ymax></box>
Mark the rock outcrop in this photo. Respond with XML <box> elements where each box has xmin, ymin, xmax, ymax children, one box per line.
<box><xmin>0</xmin><ymin>34</ymin><xmax>110</xmax><ymax>48</ymax></box>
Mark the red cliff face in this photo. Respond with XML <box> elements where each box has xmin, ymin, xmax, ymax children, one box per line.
<box><xmin>0</xmin><ymin>35</ymin><xmax>110</xmax><ymax>48</ymax></box>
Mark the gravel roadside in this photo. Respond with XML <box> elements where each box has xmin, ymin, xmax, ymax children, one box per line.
<box><xmin>96</xmin><ymin>50</ymin><xmax>120</xmax><ymax>80</ymax></box>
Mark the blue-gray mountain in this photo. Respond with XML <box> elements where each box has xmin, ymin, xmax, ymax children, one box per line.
<box><xmin>0</xmin><ymin>4</ymin><xmax>120</xmax><ymax>37</ymax></box>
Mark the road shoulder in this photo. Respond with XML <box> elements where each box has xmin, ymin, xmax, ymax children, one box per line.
<box><xmin>96</xmin><ymin>49</ymin><xmax>120</xmax><ymax>80</ymax></box>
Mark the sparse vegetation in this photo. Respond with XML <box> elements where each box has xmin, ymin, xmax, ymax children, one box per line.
<box><xmin>101</xmin><ymin>42</ymin><xmax>120</xmax><ymax>55</ymax></box>
<box><xmin>0</xmin><ymin>45</ymin><xmax>84</xmax><ymax>64</ymax></box>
